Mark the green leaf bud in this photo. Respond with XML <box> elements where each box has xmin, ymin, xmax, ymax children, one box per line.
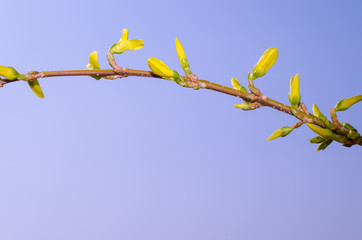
<box><xmin>267</xmin><ymin>126</ymin><xmax>293</xmax><ymax>141</ymax></box>
<box><xmin>347</xmin><ymin>130</ymin><xmax>359</xmax><ymax>140</ymax></box>
<box><xmin>334</xmin><ymin>95</ymin><xmax>362</xmax><ymax>111</ymax></box>
<box><xmin>317</xmin><ymin>140</ymin><xmax>333</xmax><ymax>151</ymax></box>
<box><xmin>309</xmin><ymin>136</ymin><xmax>325</xmax><ymax>144</ymax></box>
<box><xmin>234</xmin><ymin>102</ymin><xmax>252</xmax><ymax>111</ymax></box>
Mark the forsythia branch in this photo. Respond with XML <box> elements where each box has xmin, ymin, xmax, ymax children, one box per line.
<box><xmin>0</xmin><ymin>29</ymin><xmax>361</xmax><ymax>150</ymax></box>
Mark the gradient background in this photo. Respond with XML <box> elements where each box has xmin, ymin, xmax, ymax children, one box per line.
<box><xmin>1</xmin><ymin>0</ymin><xmax>361</xmax><ymax>239</ymax></box>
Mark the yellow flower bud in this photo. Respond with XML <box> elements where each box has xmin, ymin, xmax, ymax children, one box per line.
<box><xmin>0</xmin><ymin>66</ymin><xmax>20</xmax><ymax>80</ymax></box>
<box><xmin>334</xmin><ymin>95</ymin><xmax>362</xmax><ymax>111</ymax></box>
<box><xmin>148</xmin><ymin>58</ymin><xmax>173</xmax><ymax>78</ymax></box>
<box><xmin>267</xmin><ymin>126</ymin><xmax>293</xmax><ymax>141</ymax></box>
<box><xmin>288</xmin><ymin>73</ymin><xmax>301</xmax><ymax>107</ymax></box>
<box><xmin>148</xmin><ymin>58</ymin><xmax>179</xmax><ymax>82</ymax></box>
<box><xmin>175</xmin><ymin>38</ymin><xmax>191</xmax><ymax>74</ymax></box>
<box><xmin>306</xmin><ymin>123</ymin><xmax>335</xmax><ymax>140</ymax></box>
<box><xmin>86</xmin><ymin>51</ymin><xmax>100</xmax><ymax>70</ymax></box>
<box><xmin>312</xmin><ymin>103</ymin><xmax>327</xmax><ymax>120</ymax></box>
<box><xmin>28</xmin><ymin>79</ymin><xmax>44</xmax><ymax>99</ymax></box>
<box><xmin>250</xmin><ymin>47</ymin><xmax>278</xmax><ymax>80</ymax></box>
<box><xmin>109</xmin><ymin>29</ymin><xmax>144</xmax><ymax>54</ymax></box>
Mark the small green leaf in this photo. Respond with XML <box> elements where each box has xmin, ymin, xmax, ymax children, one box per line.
<box><xmin>317</xmin><ymin>140</ymin><xmax>333</xmax><ymax>151</ymax></box>
<box><xmin>231</xmin><ymin>78</ymin><xmax>241</xmax><ymax>90</ymax></box>
<box><xmin>234</xmin><ymin>102</ymin><xmax>252</xmax><ymax>110</ymax></box>
<box><xmin>309</xmin><ymin>136</ymin><xmax>325</xmax><ymax>144</ymax></box>
<box><xmin>28</xmin><ymin>79</ymin><xmax>44</xmax><ymax>99</ymax></box>
<box><xmin>239</xmin><ymin>86</ymin><xmax>248</xmax><ymax>92</ymax></box>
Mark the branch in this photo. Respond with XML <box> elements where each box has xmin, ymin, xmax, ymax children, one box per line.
<box><xmin>0</xmin><ymin>29</ymin><xmax>361</xmax><ymax>150</ymax></box>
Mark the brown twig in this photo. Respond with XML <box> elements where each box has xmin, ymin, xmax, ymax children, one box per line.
<box><xmin>1</xmin><ymin>68</ymin><xmax>361</xmax><ymax>147</ymax></box>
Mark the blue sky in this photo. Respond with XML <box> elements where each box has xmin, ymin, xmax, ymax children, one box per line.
<box><xmin>1</xmin><ymin>0</ymin><xmax>361</xmax><ymax>239</ymax></box>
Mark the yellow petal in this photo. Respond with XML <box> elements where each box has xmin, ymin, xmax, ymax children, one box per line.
<box><xmin>28</xmin><ymin>79</ymin><xmax>44</xmax><ymax>98</ymax></box>
<box><xmin>119</xmin><ymin>28</ymin><xmax>129</xmax><ymax>42</ymax></box>
<box><xmin>111</xmin><ymin>39</ymin><xmax>144</xmax><ymax>54</ymax></box>
<box><xmin>121</xmin><ymin>39</ymin><xmax>144</xmax><ymax>51</ymax></box>
<box><xmin>148</xmin><ymin>58</ymin><xmax>174</xmax><ymax>78</ymax></box>
<box><xmin>86</xmin><ymin>51</ymin><xmax>100</xmax><ymax>70</ymax></box>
